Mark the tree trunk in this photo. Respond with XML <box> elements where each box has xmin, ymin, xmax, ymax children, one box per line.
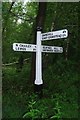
<box><xmin>16</xmin><ymin>54</ymin><xmax>24</xmax><ymax>72</ymax></box>
<box><xmin>2</xmin><ymin>2</ymin><xmax>15</xmax><ymax>35</ymax></box>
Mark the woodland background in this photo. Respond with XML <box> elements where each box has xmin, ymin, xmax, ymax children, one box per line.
<box><xmin>2</xmin><ymin>2</ymin><xmax>79</xmax><ymax>119</ymax></box>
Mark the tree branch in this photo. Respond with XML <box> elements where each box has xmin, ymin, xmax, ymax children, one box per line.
<box><xmin>10</xmin><ymin>11</ymin><xmax>35</xmax><ymax>22</ymax></box>
<box><xmin>2</xmin><ymin>58</ymin><xmax>29</xmax><ymax>67</ymax></box>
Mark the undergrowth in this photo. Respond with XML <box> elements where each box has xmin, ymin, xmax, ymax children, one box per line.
<box><xmin>2</xmin><ymin>60</ymin><xmax>79</xmax><ymax>119</ymax></box>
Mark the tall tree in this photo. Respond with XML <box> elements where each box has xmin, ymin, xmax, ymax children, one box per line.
<box><xmin>2</xmin><ymin>2</ymin><xmax>15</xmax><ymax>35</ymax></box>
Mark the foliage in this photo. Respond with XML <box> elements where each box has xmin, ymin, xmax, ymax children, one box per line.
<box><xmin>23</xmin><ymin>93</ymin><xmax>62</xmax><ymax>119</ymax></box>
<box><xmin>2</xmin><ymin>61</ymin><xmax>79</xmax><ymax>118</ymax></box>
<box><xmin>2</xmin><ymin>1</ymin><xmax>79</xmax><ymax>119</ymax></box>
<box><xmin>2</xmin><ymin>2</ymin><xmax>38</xmax><ymax>63</ymax></box>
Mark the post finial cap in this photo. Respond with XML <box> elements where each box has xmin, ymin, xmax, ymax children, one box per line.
<box><xmin>37</xmin><ymin>27</ymin><xmax>42</xmax><ymax>31</ymax></box>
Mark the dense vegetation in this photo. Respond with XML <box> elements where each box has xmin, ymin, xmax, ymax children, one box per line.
<box><xmin>2</xmin><ymin>2</ymin><xmax>79</xmax><ymax>119</ymax></box>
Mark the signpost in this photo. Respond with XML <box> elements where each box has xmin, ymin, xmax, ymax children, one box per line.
<box><xmin>42</xmin><ymin>45</ymin><xmax>63</xmax><ymax>53</ymax></box>
<box><xmin>13</xmin><ymin>43</ymin><xmax>37</xmax><ymax>52</ymax></box>
<box><xmin>13</xmin><ymin>28</ymin><xmax>68</xmax><ymax>97</ymax></box>
<box><xmin>13</xmin><ymin>43</ymin><xmax>63</xmax><ymax>53</ymax></box>
<box><xmin>42</xmin><ymin>29</ymin><xmax>68</xmax><ymax>41</ymax></box>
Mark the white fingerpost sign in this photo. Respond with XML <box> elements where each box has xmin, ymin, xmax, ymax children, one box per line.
<box><xmin>42</xmin><ymin>29</ymin><xmax>68</xmax><ymax>41</ymax></box>
<box><xmin>13</xmin><ymin>28</ymin><xmax>68</xmax><ymax>86</ymax></box>
<box><xmin>42</xmin><ymin>45</ymin><xmax>63</xmax><ymax>53</ymax></box>
<box><xmin>13</xmin><ymin>43</ymin><xmax>37</xmax><ymax>52</ymax></box>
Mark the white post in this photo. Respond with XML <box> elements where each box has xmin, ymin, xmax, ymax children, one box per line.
<box><xmin>34</xmin><ymin>30</ymin><xmax>43</xmax><ymax>85</ymax></box>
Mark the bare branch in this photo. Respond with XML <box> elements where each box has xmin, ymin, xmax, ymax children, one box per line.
<box><xmin>2</xmin><ymin>58</ymin><xmax>29</xmax><ymax>67</ymax></box>
<box><xmin>10</xmin><ymin>11</ymin><xmax>35</xmax><ymax>22</ymax></box>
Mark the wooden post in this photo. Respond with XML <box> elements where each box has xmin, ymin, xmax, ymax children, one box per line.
<box><xmin>34</xmin><ymin>27</ymin><xmax>43</xmax><ymax>98</ymax></box>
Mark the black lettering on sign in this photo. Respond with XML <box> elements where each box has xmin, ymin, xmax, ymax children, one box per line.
<box><xmin>42</xmin><ymin>33</ymin><xmax>53</xmax><ymax>38</ymax></box>
<box><xmin>47</xmin><ymin>49</ymin><xmax>49</xmax><ymax>51</ymax></box>
<box><xmin>42</xmin><ymin>37</ymin><xmax>47</xmax><ymax>39</ymax></box>
<box><xmin>20</xmin><ymin>48</ymin><xmax>22</xmax><ymax>50</ymax></box>
<box><xmin>22</xmin><ymin>45</ymin><xmax>26</xmax><ymax>47</ymax></box>
<box><xmin>18</xmin><ymin>47</ymin><xmax>19</xmax><ymax>50</ymax></box>
<box><xmin>54</xmin><ymin>47</ymin><xmax>59</xmax><ymax>52</ymax></box>
<box><xmin>19</xmin><ymin>44</ymin><xmax>21</xmax><ymax>47</ymax></box>
<box><xmin>15</xmin><ymin>47</ymin><xmax>18</xmax><ymax>50</ymax></box>
<box><xmin>47</xmin><ymin>33</ymin><xmax>53</xmax><ymax>36</ymax></box>
<box><xmin>43</xmin><ymin>46</ymin><xmax>53</xmax><ymax>51</ymax></box>
<box><xmin>33</xmin><ymin>49</ymin><xmax>36</xmax><ymax>51</ymax></box>
<box><xmin>63</xmin><ymin>34</ymin><xmax>66</xmax><ymax>37</ymax></box>
<box><xmin>42</xmin><ymin>34</ymin><xmax>47</xmax><ymax>37</ymax></box>
<box><xmin>22</xmin><ymin>45</ymin><xmax>24</xmax><ymax>47</ymax></box>
<box><xmin>55</xmin><ymin>35</ymin><xmax>59</xmax><ymax>38</ymax></box>
<box><xmin>44</xmin><ymin>49</ymin><xmax>47</xmax><ymax>51</ymax></box>
<box><xmin>47</xmin><ymin>35</ymin><xmax>50</xmax><ymax>38</ymax></box>
<box><xmin>48</xmin><ymin>35</ymin><xmax>58</xmax><ymax>39</ymax></box>
<box><xmin>60</xmin><ymin>48</ymin><xmax>63</xmax><ymax>52</ymax></box>
<box><xmin>48</xmin><ymin>47</ymin><xmax>52</xmax><ymax>51</ymax></box>
<box><xmin>19</xmin><ymin>44</ymin><xmax>22</xmax><ymax>47</ymax></box>
<box><xmin>63</xmin><ymin>30</ymin><xmax>66</xmax><ymax>33</ymax></box>
<box><xmin>59</xmin><ymin>34</ymin><xmax>62</xmax><ymax>38</ymax></box>
<box><xmin>16</xmin><ymin>44</ymin><xmax>18</xmax><ymax>47</ymax></box>
<box><xmin>43</xmin><ymin>46</ymin><xmax>45</xmax><ymax>49</ymax></box>
<box><xmin>20</xmin><ymin>48</ymin><xmax>26</xmax><ymax>50</ymax></box>
<box><xmin>27</xmin><ymin>45</ymin><xmax>31</xmax><ymax>48</ymax></box>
